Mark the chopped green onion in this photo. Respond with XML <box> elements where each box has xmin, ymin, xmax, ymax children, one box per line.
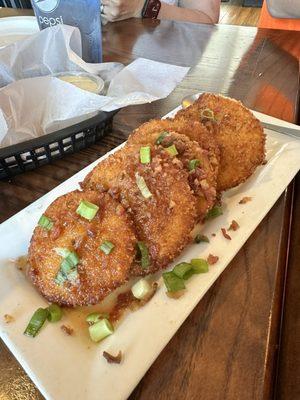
<box><xmin>54</xmin><ymin>271</ymin><xmax>66</xmax><ymax>285</ymax></box>
<box><xmin>65</xmin><ymin>251</ymin><xmax>79</xmax><ymax>267</ymax></box>
<box><xmin>88</xmin><ymin>319</ymin><xmax>114</xmax><ymax>342</ymax></box>
<box><xmin>140</xmin><ymin>146</ymin><xmax>151</xmax><ymax>164</ymax></box>
<box><xmin>99</xmin><ymin>241</ymin><xmax>115</xmax><ymax>255</ymax></box>
<box><xmin>190</xmin><ymin>258</ymin><xmax>209</xmax><ymax>274</ymax></box>
<box><xmin>188</xmin><ymin>159</ymin><xmax>201</xmax><ymax>171</ymax></box>
<box><xmin>165</xmin><ymin>144</ymin><xmax>178</xmax><ymax>156</ymax></box>
<box><xmin>86</xmin><ymin>312</ymin><xmax>110</xmax><ymax>325</ymax></box>
<box><xmin>155</xmin><ymin>131</ymin><xmax>169</xmax><ymax>145</ymax></box>
<box><xmin>54</xmin><ymin>247</ymin><xmax>71</xmax><ymax>258</ymax></box>
<box><xmin>60</xmin><ymin>259</ymin><xmax>74</xmax><ymax>275</ymax></box>
<box><xmin>131</xmin><ymin>278</ymin><xmax>152</xmax><ymax>299</ymax></box>
<box><xmin>200</xmin><ymin>108</ymin><xmax>215</xmax><ymax>121</ymax></box>
<box><xmin>66</xmin><ymin>269</ymin><xmax>79</xmax><ymax>282</ymax></box>
<box><xmin>136</xmin><ymin>242</ymin><xmax>150</xmax><ymax>269</ymax></box>
<box><xmin>172</xmin><ymin>262</ymin><xmax>193</xmax><ymax>280</ymax></box>
<box><xmin>24</xmin><ymin>308</ymin><xmax>49</xmax><ymax>338</ymax></box>
<box><xmin>135</xmin><ymin>173</ymin><xmax>152</xmax><ymax>199</ymax></box>
<box><xmin>47</xmin><ymin>304</ymin><xmax>63</xmax><ymax>323</ymax></box>
<box><xmin>205</xmin><ymin>205</ymin><xmax>223</xmax><ymax>220</ymax></box>
<box><xmin>54</xmin><ymin>249</ymin><xmax>79</xmax><ymax>285</ymax></box>
<box><xmin>76</xmin><ymin>200</ymin><xmax>99</xmax><ymax>221</ymax></box>
<box><xmin>38</xmin><ymin>215</ymin><xmax>53</xmax><ymax>230</ymax></box>
<box><xmin>163</xmin><ymin>271</ymin><xmax>185</xmax><ymax>292</ymax></box>
<box><xmin>59</xmin><ymin>251</ymin><xmax>79</xmax><ymax>274</ymax></box>
<box><xmin>194</xmin><ymin>234</ymin><xmax>210</xmax><ymax>244</ymax></box>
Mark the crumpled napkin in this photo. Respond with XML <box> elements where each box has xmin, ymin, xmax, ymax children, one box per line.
<box><xmin>0</xmin><ymin>24</ymin><xmax>189</xmax><ymax>148</ymax></box>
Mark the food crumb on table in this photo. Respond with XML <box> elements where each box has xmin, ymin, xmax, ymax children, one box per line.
<box><xmin>3</xmin><ymin>314</ymin><xmax>14</xmax><ymax>324</ymax></box>
<box><xmin>239</xmin><ymin>196</ymin><xmax>252</xmax><ymax>204</ymax></box>
<box><xmin>61</xmin><ymin>325</ymin><xmax>74</xmax><ymax>336</ymax></box>
<box><xmin>229</xmin><ymin>220</ymin><xmax>240</xmax><ymax>231</ymax></box>
<box><xmin>103</xmin><ymin>351</ymin><xmax>122</xmax><ymax>364</ymax></box>
<box><xmin>221</xmin><ymin>228</ymin><xmax>232</xmax><ymax>240</ymax></box>
<box><xmin>207</xmin><ymin>254</ymin><xmax>219</xmax><ymax>265</ymax></box>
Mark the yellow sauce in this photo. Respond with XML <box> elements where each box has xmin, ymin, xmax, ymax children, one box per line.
<box><xmin>58</xmin><ymin>75</ymin><xmax>100</xmax><ymax>94</ymax></box>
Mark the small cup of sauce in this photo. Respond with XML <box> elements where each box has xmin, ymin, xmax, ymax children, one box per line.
<box><xmin>53</xmin><ymin>72</ymin><xmax>104</xmax><ymax>94</ymax></box>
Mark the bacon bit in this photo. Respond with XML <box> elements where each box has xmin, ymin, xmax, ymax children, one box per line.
<box><xmin>166</xmin><ymin>289</ymin><xmax>185</xmax><ymax>299</ymax></box>
<box><xmin>207</xmin><ymin>254</ymin><xmax>219</xmax><ymax>265</ymax></box>
<box><xmin>239</xmin><ymin>196</ymin><xmax>252</xmax><ymax>204</ymax></box>
<box><xmin>103</xmin><ymin>351</ymin><xmax>122</xmax><ymax>364</ymax></box>
<box><xmin>4</xmin><ymin>314</ymin><xmax>14</xmax><ymax>324</ymax></box>
<box><xmin>61</xmin><ymin>325</ymin><xmax>74</xmax><ymax>336</ymax></box>
<box><xmin>50</xmin><ymin>225</ymin><xmax>61</xmax><ymax>240</ymax></box>
<box><xmin>229</xmin><ymin>220</ymin><xmax>240</xmax><ymax>231</ymax></box>
<box><xmin>221</xmin><ymin>228</ymin><xmax>232</xmax><ymax>240</ymax></box>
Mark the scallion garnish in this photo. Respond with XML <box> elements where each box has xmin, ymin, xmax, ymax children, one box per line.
<box><xmin>54</xmin><ymin>271</ymin><xmax>66</xmax><ymax>285</ymax></box>
<box><xmin>99</xmin><ymin>241</ymin><xmax>115</xmax><ymax>255</ymax></box>
<box><xmin>88</xmin><ymin>318</ymin><xmax>114</xmax><ymax>342</ymax></box>
<box><xmin>66</xmin><ymin>269</ymin><xmax>79</xmax><ymax>282</ymax></box>
<box><xmin>194</xmin><ymin>234</ymin><xmax>209</xmax><ymax>244</ymax></box>
<box><xmin>140</xmin><ymin>146</ymin><xmax>151</xmax><ymax>164</ymax></box>
<box><xmin>200</xmin><ymin>108</ymin><xmax>215</xmax><ymax>121</ymax></box>
<box><xmin>86</xmin><ymin>312</ymin><xmax>110</xmax><ymax>325</ymax></box>
<box><xmin>135</xmin><ymin>173</ymin><xmax>152</xmax><ymax>199</ymax></box>
<box><xmin>24</xmin><ymin>308</ymin><xmax>49</xmax><ymax>337</ymax></box>
<box><xmin>172</xmin><ymin>262</ymin><xmax>193</xmax><ymax>280</ymax></box>
<box><xmin>76</xmin><ymin>200</ymin><xmax>99</xmax><ymax>221</ymax></box>
<box><xmin>131</xmin><ymin>278</ymin><xmax>152</xmax><ymax>299</ymax></box>
<box><xmin>38</xmin><ymin>215</ymin><xmax>53</xmax><ymax>231</ymax></box>
<box><xmin>165</xmin><ymin>144</ymin><xmax>178</xmax><ymax>156</ymax></box>
<box><xmin>205</xmin><ymin>205</ymin><xmax>223</xmax><ymax>220</ymax></box>
<box><xmin>155</xmin><ymin>131</ymin><xmax>169</xmax><ymax>145</ymax></box>
<box><xmin>136</xmin><ymin>242</ymin><xmax>150</xmax><ymax>269</ymax></box>
<box><xmin>162</xmin><ymin>271</ymin><xmax>185</xmax><ymax>292</ymax></box>
<box><xmin>190</xmin><ymin>258</ymin><xmax>209</xmax><ymax>273</ymax></box>
<box><xmin>54</xmin><ymin>248</ymin><xmax>80</xmax><ymax>286</ymax></box>
<box><xmin>188</xmin><ymin>159</ymin><xmax>201</xmax><ymax>171</ymax></box>
<box><xmin>47</xmin><ymin>304</ymin><xmax>63</xmax><ymax>323</ymax></box>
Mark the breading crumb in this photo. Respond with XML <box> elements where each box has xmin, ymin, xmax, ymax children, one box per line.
<box><xmin>239</xmin><ymin>196</ymin><xmax>252</xmax><ymax>204</ymax></box>
<box><xmin>4</xmin><ymin>314</ymin><xmax>14</xmax><ymax>324</ymax></box>
<box><xmin>61</xmin><ymin>325</ymin><xmax>74</xmax><ymax>336</ymax></box>
<box><xmin>229</xmin><ymin>220</ymin><xmax>239</xmax><ymax>231</ymax></box>
<box><xmin>207</xmin><ymin>254</ymin><xmax>219</xmax><ymax>265</ymax></box>
<box><xmin>221</xmin><ymin>228</ymin><xmax>232</xmax><ymax>240</ymax></box>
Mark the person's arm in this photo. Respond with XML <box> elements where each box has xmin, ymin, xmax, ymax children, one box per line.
<box><xmin>101</xmin><ymin>0</ymin><xmax>221</xmax><ymax>24</ymax></box>
<box><xmin>159</xmin><ymin>0</ymin><xmax>221</xmax><ymax>24</ymax></box>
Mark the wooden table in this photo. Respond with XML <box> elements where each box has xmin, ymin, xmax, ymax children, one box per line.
<box><xmin>0</xmin><ymin>12</ymin><xmax>300</xmax><ymax>400</ymax></box>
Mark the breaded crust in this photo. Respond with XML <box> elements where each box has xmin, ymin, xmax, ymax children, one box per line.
<box><xmin>127</xmin><ymin>121</ymin><xmax>216</xmax><ymax>219</ymax></box>
<box><xmin>28</xmin><ymin>191</ymin><xmax>137</xmax><ymax>306</ymax></box>
<box><xmin>175</xmin><ymin>93</ymin><xmax>266</xmax><ymax>192</ymax></box>
<box><xmin>82</xmin><ymin>145</ymin><xmax>197</xmax><ymax>276</ymax></box>
<box><xmin>129</xmin><ymin>118</ymin><xmax>220</xmax><ymax>179</ymax></box>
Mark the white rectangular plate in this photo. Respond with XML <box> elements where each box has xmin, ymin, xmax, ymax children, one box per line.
<box><xmin>0</xmin><ymin>106</ymin><xmax>300</xmax><ymax>400</ymax></box>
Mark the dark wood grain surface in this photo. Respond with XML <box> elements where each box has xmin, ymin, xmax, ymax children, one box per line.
<box><xmin>0</xmin><ymin>14</ymin><xmax>300</xmax><ymax>400</ymax></box>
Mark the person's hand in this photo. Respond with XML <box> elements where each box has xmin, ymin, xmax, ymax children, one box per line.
<box><xmin>101</xmin><ymin>0</ymin><xmax>145</xmax><ymax>22</ymax></box>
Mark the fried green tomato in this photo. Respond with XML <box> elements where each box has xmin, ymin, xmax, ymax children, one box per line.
<box><xmin>127</xmin><ymin>121</ymin><xmax>216</xmax><ymax>219</ymax></box>
<box><xmin>175</xmin><ymin>93</ymin><xmax>266</xmax><ymax>192</ymax></box>
<box><xmin>82</xmin><ymin>145</ymin><xmax>197</xmax><ymax>276</ymax></box>
<box><xmin>28</xmin><ymin>190</ymin><xmax>137</xmax><ymax>306</ymax></box>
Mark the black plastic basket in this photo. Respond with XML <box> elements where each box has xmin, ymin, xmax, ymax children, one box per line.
<box><xmin>0</xmin><ymin>110</ymin><xmax>117</xmax><ymax>179</ymax></box>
